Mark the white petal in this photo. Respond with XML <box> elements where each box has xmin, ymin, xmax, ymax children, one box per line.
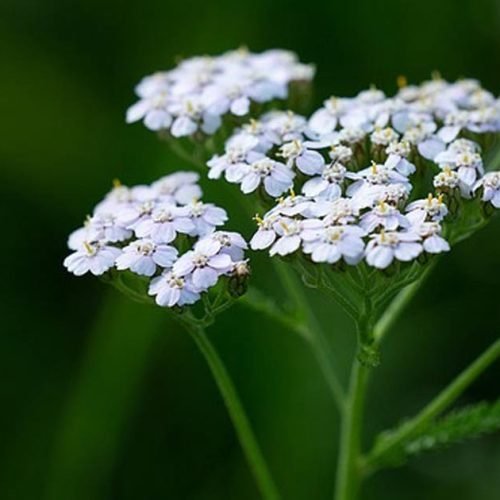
<box><xmin>296</xmin><ymin>150</ymin><xmax>325</xmax><ymax>175</ymax></box>
<box><xmin>437</xmin><ymin>126</ymin><xmax>461</xmax><ymax>143</ymax></box>
<box><xmin>230</xmin><ymin>96</ymin><xmax>251</xmax><ymax>116</ymax></box>
<box><xmin>192</xmin><ymin>267</ymin><xmax>219</xmax><ymax>289</ymax></box>
<box><xmin>418</xmin><ymin>138</ymin><xmax>446</xmax><ymax>160</ymax></box>
<box><xmin>312</xmin><ymin>244</ymin><xmax>341</xmax><ymax>263</ymax></box>
<box><xmin>366</xmin><ymin>246</ymin><xmax>394</xmax><ymax>269</ymax></box>
<box><xmin>270</xmin><ymin>235</ymin><xmax>301</xmax><ymax>256</ymax></box>
<box><xmin>424</xmin><ymin>235</ymin><xmax>450</xmax><ymax>254</ymax></box>
<box><xmin>241</xmin><ymin>173</ymin><xmax>261</xmax><ymax>193</ymax></box>
<box><xmin>250</xmin><ymin>230</ymin><xmax>276</xmax><ymax>250</ymax></box>
<box><xmin>394</xmin><ymin>242</ymin><xmax>422</xmax><ymax>261</ymax></box>
<box><xmin>208</xmin><ymin>253</ymin><xmax>233</xmax><ymax>270</ymax></box>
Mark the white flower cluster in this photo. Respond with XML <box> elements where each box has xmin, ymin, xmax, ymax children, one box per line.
<box><xmin>64</xmin><ymin>172</ymin><xmax>248</xmax><ymax>308</ymax></box>
<box><xmin>250</xmin><ymin>190</ymin><xmax>450</xmax><ymax>270</ymax></box>
<box><xmin>207</xmin><ymin>78</ymin><xmax>500</xmax><ymax>270</ymax></box>
<box><xmin>126</xmin><ymin>49</ymin><xmax>314</xmax><ymax>137</ymax></box>
<box><xmin>208</xmin><ymin>78</ymin><xmax>499</xmax><ymax>200</ymax></box>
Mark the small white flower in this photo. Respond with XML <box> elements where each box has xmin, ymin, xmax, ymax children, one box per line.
<box><xmin>386</xmin><ymin>140</ymin><xmax>411</xmax><ymax>158</ymax></box>
<box><xmin>359</xmin><ymin>201</ymin><xmax>410</xmax><ymax>233</ymax></box>
<box><xmin>204</xmin><ymin>231</ymin><xmax>248</xmax><ymax>261</ymax></box>
<box><xmin>86</xmin><ymin>212</ymin><xmax>132</xmax><ymax>243</ymax></box>
<box><xmin>151</xmin><ymin>172</ymin><xmax>202</xmax><ymax>205</ymax></box>
<box><xmin>434</xmin><ymin>139</ymin><xmax>484</xmax><ymax>186</ymax></box>
<box><xmin>64</xmin><ymin>241</ymin><xmax>121</xmax><ymax>276</ymax></box>
<box><xmin>250</xmin><ymin>214</ymin><xmax>279</xmax><ymax>250</ymax></box>
<box><xmin>415</xmin><ymin>222</ymin><xmax>450</xmax><ymax>254</ymax></box>
<box><xmin>187</xmin><ymin>201</ymin><xmax>228</xmax><ymax>236</ymax></box>
<box><xmin>173</xmin><ymin>237</ymin><xmax>233</xmax><ymax>290</ymax></box>
<box><xmin>278</xmin><ymin>139</ymin><xmax>325</xmax><ymax>175</ymax></box>
<box><xmin>117</xmin><ymin>199</ymin><xmax>157</xmax><ymax>229</ymax></box>
<box><xmin>126</xmin><ymin>92</ymin><xmax>173</xmax><ymax>131</ymax></box>
<box><xmin>384</xmin><ymin>153</ymin><xmax>416</xmax><ymax>177</ymax></box>
<box><xmin>402</xmin><ymin>121</ymin><xmax>437</xmax><ymax>145</ymax></box>
<box><xmin>351</xmin><ymin>183</ymin><xmax>410</xmax><ymax>211</ymax></box>
<box><xmin>433</xmin><ymin>167</ymin><xmax>460</xmax><ymax>191</ymax></box>
<box><xmin>134</xmin><ymin>204</ymin><xmax>195</xmax><ymax>243</ymax></box>
<box><xmin>321</xmin><ymin>198</ymin><xmax>360</xmax><ymax>225</ymax></box>
<box><xmin>302</xmin><ymin>224</ymin><xmax>366</xmax><ymax>264</ymax></box>
<box><xmin>356</xmin><ymin>87</ymin><xmax>386</xmax><ymax>105</ymax></box>
<box><xmin>269</xmin><ymin>217</ymin><xmax>306</xmax><ymax>256</ymax></box>
<box><xmin>207</xmin><ymin>134</ymin><xmax>259</xmax><ymax>180</ymax></box>
<box><xmin>329</xmin><ymin>144</ymin><xmax>353</xmax><ymax>163</ymax></box>
<box><xmin>67</xmin><ymin>225</ymin><xmax>92</xmax><ymax>251</ymax></box>
<box><xmin>149</xmin><ymin>270</ymin><xmax>200</xmax><ymax>307</ymax></box>
<box><xmin>346</xmin><ymin>161</ymin><xmax>411</xmax><ymax>197</ymax></box>
<box><xmin>302</xmin><ymin>162</ymin><xmax>346</xmax><ymax>200</ymax></box>
<box><xmin>406</xmin><ymin>194</ymin><xmax>448</xmax><ymax>222</ymax></box>
<box><xmin>266</xmin><ymin>194</ymin><xmax>316</xmax><ymax>217</ymax></box>
<box><xmin>365</xmin><ymin>230</ymin><xmax>422</xmax><ymax>269</ymax></box>
<box><xmin>371</xmin><ymin>127</ymin><xmax>399</xmax><ymax>146</ymax></box>
<box><xmin>338</xmin><ymin>127</ymin><xmax>366</xmax><ymax>144</ymax></box>
<box><xmin>265</xmin><ymin>111</ymin><xmax>307</xmax><ymax>142</ymax></box>
<box><xmin>474</xmin><ymin>171</ymin><xmax>500</xmax><ymax>208</ymax></box>
<box><xmin>116</xmin><ymin>239</ymin><xmax>178</xmax><ymax>276</ymax></box>
<box><xmin>237</xmin><ymin>158</ymin><xmax>295</xmax><ymax>197</ymax></box>
<box><xmin>308</xmin><ymin>97</ymin><xmax>353</xmax><ymax>136</ymax></box>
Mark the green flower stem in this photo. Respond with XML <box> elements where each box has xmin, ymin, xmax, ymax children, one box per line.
<box><xmin>373</xmin><ymin>263</ymin><xmax>435</xmax><ymax>345</ymax></box>
<box><xmin>273</xmin><ymin>261</ymin><xmax>346</xmax><ymax>412</ymax></box>
<box><xmin>239</xmin><ymin>288</ymin><xmax>310</xmax><ymax>341</ymax></box>
<box><xmin>363</xmin><ymin>336</ymin><xmax>500</xmax><ymax>473</ymax></box>
<box><xmin>334</xmin><ymin>328</ymin><xmax>371</xmax><ymax>500</ymax></box>
<box><xmin>186</xmin><ymin>324</ymin><xmax>281</xmax><ymax>500</ymax></box>
<box><xmin>167</xmin><ymin>144</ymin><xmax>346</xmax><ymax>411</ymax></box>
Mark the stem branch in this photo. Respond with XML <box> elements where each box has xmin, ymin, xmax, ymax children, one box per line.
<box><xmin>364</xmin><ymin>336</ymin><xmax>500</xmax><ymax>472</ymax></box>
<box><xmin>187</xmin><ymin>325</ymin><xmax>280</xmax><ymax>500</ymax></box>
<box><xmin>274</xmin><ymin>261</ymin><xmax>346</xmax><ymax>411</ymax></box>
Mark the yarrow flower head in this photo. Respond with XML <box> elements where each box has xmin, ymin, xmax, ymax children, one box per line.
<box><xmin>207</xmin><ymin>76</ymin><xmax>499</xmax><ymax>272</ymax></box>
<box><xmin>126</xmin><ymin>48</ymin><xmax>314</xmax><ymax>138</ymax></box>
<box><xmin>64</xmin><ymin>171</ymin><xmax>249</xmax><ymax>309</ymax></box>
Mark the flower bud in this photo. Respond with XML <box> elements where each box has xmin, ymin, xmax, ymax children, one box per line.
<box><xmin>228</xmin><ymin>260</ymin><xmax>251</xmax><ymax>297</ymax></box>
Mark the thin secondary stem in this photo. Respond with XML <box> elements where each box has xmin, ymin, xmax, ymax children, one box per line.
<box><xmin>364</xmin><ymin>336</ymin><xmax>500</xmax><ymax>472</ymax></box>
<box><xmin>274</xmin><ymin>261</ymin><xmax>346</xmax><ymax>411</ymax></box>
<box><xmin>373</xmin><ymin>263</ymin><xmax>435</xmax><ymax>345</ymax></box>
<box><xmin>187</xmin><ymin>325</ymin><xmax>280</xmax><ymax>500</ymax></box>
<box><xmin>334</xmin><ymin>348</ymin><xmax>370</xmax><ymax>500</ymax></box>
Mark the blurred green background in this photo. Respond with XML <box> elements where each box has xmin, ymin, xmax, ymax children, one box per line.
<box><xmin>1</xmin><ymin>0</ymin><xmax>500</xmax><ymax>498</ymax></box>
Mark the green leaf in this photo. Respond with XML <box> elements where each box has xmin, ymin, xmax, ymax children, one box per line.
<box><xmin>369</xmin><ymin>399</ymin><xmax>500</xmax><ymax>469</ymax></box>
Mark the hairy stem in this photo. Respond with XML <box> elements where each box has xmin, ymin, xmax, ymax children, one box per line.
<box><xmin>334</xmin><ymin>330</ymin><xmax>370</xmax><ymax>500</ymax></box>
<box><xmin>187</xmin><ymin>324</ymin><xmax>280</xmax><ymax>500</ymax></box>
<box><xmin>363</xmin><ymin>336</ymin><xmax>500</xmax><ymax>472</ymax></box>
